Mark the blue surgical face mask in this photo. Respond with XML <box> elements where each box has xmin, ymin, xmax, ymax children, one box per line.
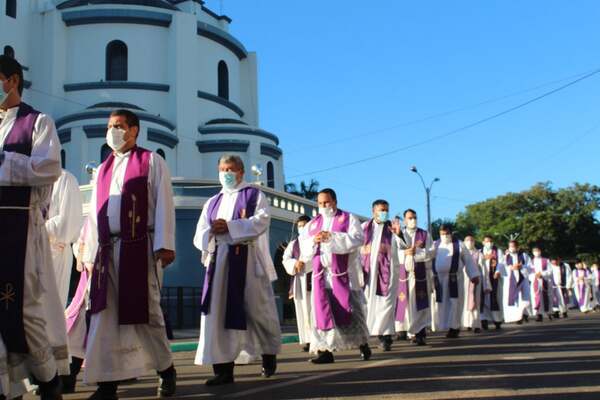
<box><xmin>377</xmin><ymin>211</ymin><xmax>389</xmax><ymax>223</ymax></box>
<box><xmin>219</xmin><ymin>171</ymin><xmax>237</xmax><ymax>190</ymax></box>
<box><xmin>0</xmin><ymin>82</ymin><xmax>12</xmax><ymax>108</ymax></box>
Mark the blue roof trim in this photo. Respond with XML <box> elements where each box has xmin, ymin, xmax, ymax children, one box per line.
<box><xmin>200</xmin><ymin>5</ymin><xmax>232</xmax><ymax>23</ymax></box>
<box><xmin>62</xmin><ymin>9</ymin><xmax>172</xmax><ymax>28</ymax></box>
<box><xmin>198</xmin><ymin>125</ymin><xmax>279</xmax><ymax>145</ymax></box>
<box><xmin>196</xmin><ymin>139</ymin><xmax>249</xmax><ymax>153</ymax></box>
<box><xmin>196</xmin><ymin>22</ymin><xmax>247</xmax><ymax>60</ymax></box>
<box><xmin>56</xmin><ymin>110</ymin><xmax>175</xmax><ymax>131</ymax></box>
<box><xmin>197</xmin><ymin>90</ymin><xmax>244</xmax><ymax>117</ymax></box>
<box><xmin>57</xmin><ymin>0</ymin><xmax>178</xmax><ymax>10</ymax></box>
<box><xmin>260</xmin><ymin>143</ymin><xmax>282</xmax><ymax>160</ymax></box>
<box><xmin>83</xmin><ymin>124</ymin><xmax>107</xmax><ymax>138</ymax></box>
<box><xmin>205</xmin><ymin>118</ymin><xmax>247</xmax><ymax>126</ymax></box>
<box><xmin>87</xmin><ymin>102</ymin><xmax>145</xmax><ymax>110</ymax></box>
<box><xmin>147</xmin><ymin>128</ymin><xmax>179</xmax><ymax>148</ymax></box>
<box><xmin>58</xmin><ymin>128</ymin><xmax>72</xmax><ymax>144</ymax></box>
<box><xmin>64</xmin><ymin>81</ymin><xmax>170</xmax><ymax>92</ymax></box>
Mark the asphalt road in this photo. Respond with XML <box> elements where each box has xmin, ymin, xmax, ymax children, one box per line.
<box><xmin>26</xmin><ymin>311</ymin><xmax>600</xmax><ymax>399</ymax></box>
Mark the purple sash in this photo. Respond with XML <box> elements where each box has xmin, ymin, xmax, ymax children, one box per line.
<box><xmin>288</xmin><ymin>239</ymin><xmax>312</xmax><ymax>297</ymax></box>
<box><xmin>66</xmin><ymin>269</ymin><xmax>90</xmax><ymax>333</ymax></box>
<box><xmin>199</xmin><ymin>186</ymin><xmax>260</xmax><ymax>330</ymax></box>
<box><xmin>533</xmin><ymin>258</ymin><xmax>550</xmax><ymax>312</ymax></box>
<box><xmin>506</xmin><ymin>252</ymin><xmax>525</xmax><ymax>306</ymax></box>
<box><xmin>0</xmin><ymin>103</ymin><xmax>39</xmax><ymax>353</ymax></box>
<box><xmin>360</xmin><ymin>219</ymin><xmax>393</xmax><ymax>296</ymax></box>
<box><xmin>309</xmin><ymin>210</ymin><xmax>352</xmax><ymax>330</ymax></box>
<box><xmin>575</xmin><ymin>269</ymin><xmax>587</xmax><ymax>307</ymax></box>
<box><xmin>90</xmin><ymin>146</ymin><xmax>151</xmax><ymax>324</ymax></box>
<box><xmin>432</xmin><ymin>240</ymin><xmax>460</xmax><ymax>303</ymax></box>
<box><xmin>467</xmin><ymin>251</ymin><xmax>479</xmax><ymax>311</ymax></box>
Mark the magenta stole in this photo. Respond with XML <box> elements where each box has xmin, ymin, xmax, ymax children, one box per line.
<box><xmin>533</xmin><ymin>258</ymin><xmax>550</xmax><ymax>312</ymax></box>
<box><xmin>89</xmin><ymin>146</ymin><xmax>151</xmax><ymax>324</ymax></box>
<box><xmin>309</xmin><ymin>210</ymin><xmax>352</xmax><ymax>331</ymax></box>
<box><xmin>0</xmin><ymin>102</ymin><xmax>39</xmax><ymax>353</ymax></box>
<box><xmin>360</xmin><ymin>219</ymin><xmax>393</xmax><ymax>296</ymax></box>
<box><xmin>506</xmin><ymin>252</ymin><xmax>526</xmax><ymax>306</ymax></box>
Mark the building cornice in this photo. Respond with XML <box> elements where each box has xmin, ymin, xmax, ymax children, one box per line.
<box><xmin>198</xmin><ymin>125</ymin><xmax>279</xmax><ymax>145</ymax></box>
<box><xmin>62</xmin><ymin>9</ymin><xmax>173</xmax><ymax>28</ymax></box>
<box><xmin>196</xmin><ymin>22</ymin><xmax>247</xmax><ymax>60</ymax></box>
<box><xmin>196</xmin><ymin>90</ymin><xmax>244</xmax><ymax>117</ymax></box>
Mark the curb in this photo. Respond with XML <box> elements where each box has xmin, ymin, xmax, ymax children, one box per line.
<box><xmin>170</xmin><ymin>334</ymin><xmax>300</xmax><ymax>353</ymax></box>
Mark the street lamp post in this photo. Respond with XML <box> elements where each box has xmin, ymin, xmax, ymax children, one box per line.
<box><xmin>410</xmin><ymin>166</ymin><xmax>439</xmax><ymax>234</ymax></box>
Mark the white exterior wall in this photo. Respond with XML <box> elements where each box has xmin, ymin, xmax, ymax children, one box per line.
<box><xmin>1</xmin><ymin>0</ymin><xmax>285</xmax><ymax>190</ymax></box>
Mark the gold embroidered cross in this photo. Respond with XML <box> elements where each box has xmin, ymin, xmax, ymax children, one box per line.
<box><xmin>128</xmin><ymin>194</ymin><xmax>141</xmax><ymax>239</ymax></box>
<box><xmin>235</xmin><ymin>245</ymin><xmax>240</xmax><ymax>256</ymax></box>
<box><xmin>0</xmin><ymin>283</ymin><xmax>16</xmax><ymax>310</ymax></box>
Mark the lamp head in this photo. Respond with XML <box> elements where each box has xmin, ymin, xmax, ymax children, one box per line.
<box><xmin>410</xmin><ymin>166</ymin><xmax>418</xmax><ymax>173</ymax></box>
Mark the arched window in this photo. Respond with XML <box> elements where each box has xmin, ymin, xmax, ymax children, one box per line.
<box><xmin>156</xmin><ymin>148</ymin><xmax>166</xmax><ymax>160</ymax></box>
<box><xmin>218</xmin><ymin>60</ymin><xmax>229</xmax><ymax>100</ymax></box>
<box><xmin>101</xmin><ymin>144</ymin><xmax>112</xmax><ymax>162</ymax></box>
<box><xmin>105</xmin><ymin>40</ymin><xmax>128</xmax><ymax>81</ymax></box>
<box><xmin>60</xmin><ymin>149</ymin><xmax>66</xmax><ymax>169</ymax></box>
<box><xmin>3</xmin><ymin>45</ymin><xmax>14</xmax><ymax>58</ymax></box>
<box><xmin>266</xmin><ymin>161</ymin><xmax>274</xmax><ymax>188</ymax></box>
<box><xmin>5</xmin><ymin>0</ymin><xmax>16</xmax><ymax>18</ymax></box>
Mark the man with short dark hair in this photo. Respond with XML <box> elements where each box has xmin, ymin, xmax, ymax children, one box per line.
<box><xmin>283</xmin><ymin>215</ymin><xmax>313</xmax><ymax>352</ymax></box>
<box><xmin>299</xmin><ymin>188</ymin><xmax>371</xmax><ymax>363</ymax></box>
<box><xmin>81</xmin><ymin>109</ymin><xmax>177</xmax><ymax>399</ymax></box>
<box><xmin>0</xmin><ymin>55</ymin><xmax>68</xmax><ymax>400</ymax></box>
<box><xmin>480</xmin><ymin>235</ymin><xmax>504</xmax><ymax>329</ymax></box>
<box><xmin>501</xmin><ymin>240</ymin><xmax>531</xmax><ymax>324</ymax></box>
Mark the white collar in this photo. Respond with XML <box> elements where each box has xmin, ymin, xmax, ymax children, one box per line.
<box><xmin>222</xmin><ymin>181</ymin><xmax>249</xmax><ymax>195</ymax></box>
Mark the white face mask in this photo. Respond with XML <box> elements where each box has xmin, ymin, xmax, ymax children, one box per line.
<box><xmin>106</xmin><ymin>127</ymin><xmax>126</xmax><ymax>152</ymax></box>
<box><xmin>219</xmin><ymin>171</ymin><xmax>237</xmax><ymax>190</ymax></box>
<box><xmin>465</xmin><ymin>240</ymin><xmax>475</xmax><ymax>250</ymax></box>
<box><xmin>483</xmin><ymin>242</ymin><xmax>493</xmax><ymax>250</ymax></box>
<box><xmin>533</xmin><ymin>251</ymin><xmax>541</xmax><ymax>258</ymax></box>
<box><xmin>509</xmin><ymin>247</ymin><xmax>517</xmax><ymax>254</ymax></box>
<box><xmin>319</xmin><ymin>206</ymin><xmax>335</xmax><ymax>218</ymax></box>
<box><xmin>440</xmin><ymin>234</ymin><xmax>452</xmax><ymax>244</ymax></box>
<box><xmin>406</xmin><ymin>218</ymin><xmax>417</xmax><ymax>229</ymax></box>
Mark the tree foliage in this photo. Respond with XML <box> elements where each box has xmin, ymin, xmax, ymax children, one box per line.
<box><xmin>284</xmin><ymin>179</ymin><xmax>320</xmax><ymax>200</ymax></box>
<box><xmin>452</xmin><ymin>182</ymin><xmax>600</xmax><ymax>261</ymax></box>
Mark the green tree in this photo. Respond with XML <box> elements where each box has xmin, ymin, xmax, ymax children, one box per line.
<box><xmin>284</xmin><ymin>179</ymin><xmax>320</xmax><ymax>200</ymax></box>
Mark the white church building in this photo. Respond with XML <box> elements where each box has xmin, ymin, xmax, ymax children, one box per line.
<box><xmin>1</xmin><ymin>0</ymin><xmax>318</xmax><ymax>326</ymax></box>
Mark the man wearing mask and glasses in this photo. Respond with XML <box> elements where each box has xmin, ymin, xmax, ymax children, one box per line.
<box><xmin>394</xmin><ymin>209</ymin><xmax>434</xmax><ymax>346</ymax></box>
<box><xmin>360</xmin><ymin>199</ymin><xmax>403</xmax><ymax>352</ymax></box>
<box><xmin>283</xmin><ymin>215</ymin><xmax>313</xmax><ymax>352</ymax></box>
<box><xmin>80</xmin><ymin>109</ymin><xmax>177</xmax><ymax>399</ymax></box>
<box><xmin>0</xmin><ymin>55</ymin><xmax>68</xmax><ymax>400</ymax></box>
<box><xmin>193</xmin><ymin>154</ymin><xmax>281</xmax><ymax>385</ymax></box>
<box><xmin>298</xmin><ymin>188</ymin><xmax>371</xmax><ymax>364</ymax></box>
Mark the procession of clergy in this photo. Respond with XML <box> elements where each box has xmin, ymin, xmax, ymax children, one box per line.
<box><xmin>2</xmin><ymin>55</ymin><xmax>600</xmax><ymax>400</ymax></box>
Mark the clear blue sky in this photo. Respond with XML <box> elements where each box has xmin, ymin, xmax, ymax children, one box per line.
<box><xmin>206</xmin><ymin>0</ymin><xmax>600</xmax><ymax>221</ymax></box>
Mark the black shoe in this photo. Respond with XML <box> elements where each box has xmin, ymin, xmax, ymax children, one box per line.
<box><xmin>359</xmin><ymin>344</ymin><xmax>372</xmax><ymax>361</ymax></box>
<box><xmin>206</xmin><ymin>362</ymin><xmax>234</xmax><ymax>386</ymax></box>
<box><xmin>88</xmin><ymin>382</ymin><xmax>118</xmax><ymax>400</ymax></box>
<box><xmin>473</xmin><ymin>328</ymin><xmax>481</xmax><ymax>334</ymax></box>
<box><xmin>158</xmin><ymin>365</ymin><xmax>176</xmax><ymax>397</ymax></box>
<box><xmin>516</xmin><ymin>319</ymin><xmax>523</xmax><ymax>325</ymax></box>
<box><xmin>494</xmin><ymin>322</ymin><xmax>502</xmax><ymax>330</ymax></box>
<box><xmin>60</xmin><ymin>374</ymin><xmax>76</xmax><ymax>394</ymax></box>
<box><xmin>536</xmin><ymin>315</ymin><xmax>543</xmax><ymax>322</ymax></box>
<box><xmin>261</xmin><ymin>354</ymin><xmax>277</xmax><ymax>378</ymax></box>
<box><xmin>39</xmin><ymin>375</ymin><xmax>63</xmax><ymax>400</ymax></box>
<box><xmin>563</xmin><ymin>312</ymin><xmax>568</xmax><ymax>318</ymax></box>
<box><xmin>523</xmin><ymin>315</ymin><xmax>529</xmax><ymax>323</ymax></box>
<box><xmin>397</xmin><ymin>331</ymin><xmax>408</xmax><ymax>341</ymax></box>
<box><xmin>446</xmin><ymin>329</ymin><xmax>460</xmax><ymax>338</ymax></box>
<box><xmin>547</xmin><ymin>314</ymin><xmax>553</xmax><ymax>321</ymax></box>
<box><xmin>415</xmin><ymin>328</ymin><xmax>427</xmax><ymax>346</ymax></box>
<box><xmin>310</xmin><ymin>350</ymin><xmax>334</xmax><ymax>364</ymax></box>
<box><xmin>378</xmin><ymin>335</ymin><xmax>392</xmax><ymax>351</ymax></box>
<box><xmin>302</xmin><ymin>343</ymin><xmax>310</xmax><ymax>352</ymax></box>
<box><xmin>481</xmin><ymin>320</ymin><xmax>489</xmax><ymax>330</ymax></box>
<box><xmin>553</xmin><ymin>311</ymin><xmax>560</xmax><ymax>319</ymax></box>
<box><xmin>467</xmin><ymin>327</ymin><xmax>472</xmax><ymax>331</ymax></box>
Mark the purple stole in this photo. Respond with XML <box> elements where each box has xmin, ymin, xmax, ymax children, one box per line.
<box><xmin>0</xmin><ymin>102</ymin><xmax>39</xmax><ymax>353</ymax></box>
<box><xmin>575</xmin><ymin>269</ymin><xmax>587</xmax><ymax>307</ymax></box>
<box><xmin>466</xmin><ymin>250</ymin><xmax>479</xmax><ymax>311</ymax></box>
<box><xmin>533</xmin><ymin>258</ymin><xmax>550</xmax><ymax>312</ymax></box>
<box><xmin>199</xmin><ymin>186</ymin><xmax>260</xmax><ymax>330</ymax></box>
<box><xmin>309</xmin><ymin>210</ymin><xmax>352</xmax><ymax>331</ymax></box>
<box><xmin>89</xmin><ymin>146</ymin><xmax>151</xmax><ymax>324</ymax></box>
<box><xmin>66</xmin><ymin>270</ymin><xmax>90</xmax><ymax>333</ymax></box>
<box><xmin>481</xmin><ymin>247</ymin><xmax>500</xmax><ymax>312</ymax></box>
<box><xmin>432</xmin><ymin>240</ymin><xmax>460</xmax><ymax>303</ymax></box>
<box><xmin>288</xmin><ymin>239</ymin><xmax>312</xmax><ymax>297</ymax></box>
<box><xmin>506</xmin><ymin>252</ymin><xmax>526</xmax><ymax>306</ymax></box>
<box><xmin>360</xmin><ymin>219</ymin><xmax>393</xmax><ymax>296</ymax></box>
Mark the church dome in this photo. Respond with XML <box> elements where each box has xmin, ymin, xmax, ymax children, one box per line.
<box><xmin>56</xmin><ymin>0</ymin><xmax>179</xmax><ymax>11</ymax></box>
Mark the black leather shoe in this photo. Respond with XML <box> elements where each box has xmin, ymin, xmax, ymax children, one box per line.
<box><xmin>415</xmin><ymin>335</ymin><xmax>426</xmax><ymax>346</ymax></box>
<box><xmin>158</xmin><ymin>365</ymin><xmax>177</xmax><ymax>397</ymax></box>
<box><xmin>359</xmin><ymin>344</ymin><xmax>372</xmax><ymax>361</ymax></box>
<box><xmin>310</xmin><ymin>350</ymin><xmax>334</xmax><ymax>364</ymax></box>
<box><xmin>516</xmin><ymin>319</ymin><xmax>523</xmax><ymax>325</ymax></box>
<box><xmin>523</xmin><ymin>315</ymin><xmax>529</xmax><ymax>323</ymax></box>
<box><xmin>60</xmin><ymin>374</ymin><xmax>76</xmax><ymax>394</ymax></box>
<box><xmin>481</xmin><ymin>320</ymin><xmax>489</xmax><ymax>330</ymax></box>
<box><xmin>473</xmin><ymin>328</ymin><xmax>481</xmax><ymax>334</ymax></box>
<box><xmin>205</xmin><ymin>374</ymin><xmax>234</xmax><ymax>386</ymax></box>
<box><xmin>261</xmin><ymin>354</ymin><xmax>277</xmax><ymax>378</ymax></box>
<box><xmin>563</xmin><ymin>312</ymin><xmax>568</xmax><ymax>318</ymax></box>
<box><xmin>302</xmin><ymin>343</ymin><xmax>310</xmax><ymax>352</ymax></box>
<box><xmin>446</xmin><ymin>329</ymin><xmax>460</xmax><ymax>338</ymax></box>
<box><xmin>494</xmin><ymin>322</ymin><xmax>502</xmax><ymax>330</ymax></box>
<box><xmin>88</xmin><ymin>382</ymin><xmax>118</xmax><ymax>400</ymax></box>
<box><xmin>397</xmin><ymin>331</ymin><xmax>408</xmax><ymax>341</ymax></box>
<box><xmin>39</xmin><ymin>375</ymin><xmax>63</xmax><ymax>400</ymax></box>
<box><xmin>536</xmin><ymin>315</ymin><xmax>543</xmax><ymax>322</ymax></box>
<box><xmin>553</xmin><ymin>311</ymin><xmax>560</xmax><ymax>319</ymax></box>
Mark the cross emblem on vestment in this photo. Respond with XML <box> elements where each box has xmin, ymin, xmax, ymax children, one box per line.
<box><xmin>0</xmin><ymin>283</ymin><xmax>16</xmax><ymax>310</ymax></box>
<box><xmin>128</xmin><ymin>194</ymin><xmax>141</xmax><ymax>239</ymax></box>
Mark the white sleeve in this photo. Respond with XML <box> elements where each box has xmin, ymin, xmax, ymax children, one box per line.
<box><xmin>282</xmin><ymin>240</ymin><xmax>297</xmax><ymax>276</ymax></box>
<box><xmin>461</xmin><ymin>244</ymin><xmax>480</xmax><ymax>280</ymax></box>
<box><xmin>45</xmin><ymin>171</ymin><xmax>83</xmax><ymax>243</ymax></box>
<box><xmin>82</xmin><ymin>173</ymin><xmax>100</xmax><ymax>264</ymax></box>
<box><xmin>0</xmin><ymin>114</ymin><xmax>61</xmax><ymax>186</ymax></box>
<box><xmin>298</xmin><ymin>221</ymin><xmax>317</xmax><ymax>263</ymax></box>
<box><xmin>226</xmin><ymin>191</ymin><xmax>271</xmax><ymax>244</ymax></box>
<box><xmin>414</xmin><ymin>232</ymin><xmax>434</xmax><ymax>262</ymax></box>
<box><xmin>325</xmin><ymin>213</ymin><xmax>363</xmax><ymax>254</ymax></box>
